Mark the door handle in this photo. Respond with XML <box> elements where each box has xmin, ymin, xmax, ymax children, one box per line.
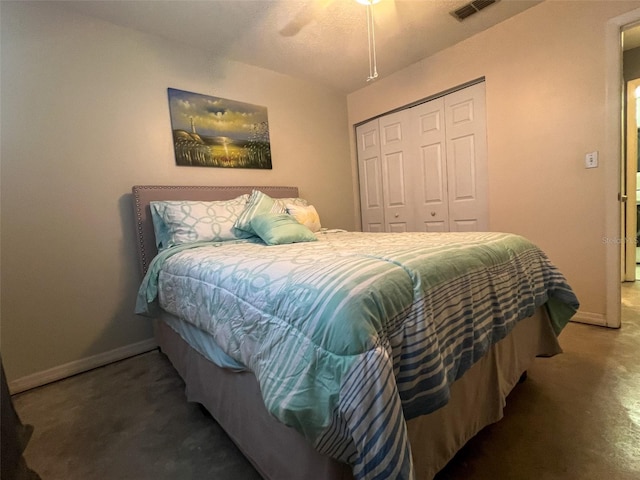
<box><xmin>619</xmin><ymin>193</ymin><xmax>628</xmax><ymax>203</ymax></box>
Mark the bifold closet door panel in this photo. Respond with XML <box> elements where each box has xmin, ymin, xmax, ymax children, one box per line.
<box><xmin>412</xmin><ymin>97</ymin><xmax>449</xmax><ymax>232</ymax></box>
<box><xmin>444</xmin><ymin>83</ymin><xmax>489</xmax><ymax>232</ymax></box>
<box><xmin>378</xmin><ymin>109</ymin><xmax>415</xmax><ymax>232</ymax></box>
<box><xmin>356</xmin><ymin>119</ymin><xmax>385</xmax><ymax>232</ymax></box>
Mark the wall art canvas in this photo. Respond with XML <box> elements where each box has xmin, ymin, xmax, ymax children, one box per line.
<box><xmin>167</xmin><ymin>88</ymin><xmax>272</xmax><ymax>169</ymax></box>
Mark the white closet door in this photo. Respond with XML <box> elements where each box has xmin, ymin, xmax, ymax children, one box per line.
<box><xmin>356</xmin><ymin>82</ymin><xmax>488</xmax><ymax>234</ymax></box>
<box><xmin>379</xmin><ymin>109</ymin><xmax>415</xmax><ymax>232</ymax></box>
<box><xmin>444</xmin><ymin>82</ymin><xmax>489</xmax><ymax>231</ymax></box>
<box><xmin>412</xmin><ymin>97</ymin><xmax>450</xmax><ymax>232</ymax></box>
<box><xmin>356</xmin><ymin>119</ymin><xmax>385</xmax><ymax>232</ymax></box>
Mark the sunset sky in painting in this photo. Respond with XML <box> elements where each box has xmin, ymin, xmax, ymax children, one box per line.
<box><xmin>168</xmin><ymin>88</ymin><xmax>269</xmax><ymax>141</ymax></box>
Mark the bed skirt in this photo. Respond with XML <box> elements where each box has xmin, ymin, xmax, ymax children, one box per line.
<box><xmin>155</xmin><ymin>307</ymin><xmax>561</xmax><ymax>480</ymax></box>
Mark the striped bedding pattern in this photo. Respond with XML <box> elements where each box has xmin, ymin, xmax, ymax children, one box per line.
<box><xmin>136</xmin><ymin>231</ymin><xmax>579</xmax><ymax>480</ymax></box>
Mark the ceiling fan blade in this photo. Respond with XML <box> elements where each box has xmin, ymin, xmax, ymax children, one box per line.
<box><xmin>279</xmin><ymin>0</ymin><xmax>336</xmax><ymax>37</ymax></box>
<box><xmin>280</xmin><ymin>6</ymin><xmax>315</xmax><ymax>36</ymax></box>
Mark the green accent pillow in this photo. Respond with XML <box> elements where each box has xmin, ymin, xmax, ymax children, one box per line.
<box><xmin>234</xmin><ymin>189</ymin><xmax>285</xmax><ymax>235</ymax></box>
<box><xmin>250</xmin><ymin>213</ymin><xmax>318</xmax><ymax>245</ymax></box>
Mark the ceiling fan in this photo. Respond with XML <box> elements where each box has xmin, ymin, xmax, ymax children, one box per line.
<box><xmin>279</xmin><ymin>0</ymin><xmax>399</xmax><ymax>82</ymax></box>
<box><xmin>279</xmin><ymin>0</ymin><xmax>337</xmax><ymax>37</ymax></box>
<box><xmin>279</xmin><ymin>0</ymin><xmax>399</xmax><ymax>37</ymax></box>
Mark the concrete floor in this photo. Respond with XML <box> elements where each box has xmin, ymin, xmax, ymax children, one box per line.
<box><xmin>11</xmin><ymin>288</ymin><xmax>640</xmax><ymax>480</ymax></box>
<box><xmin>436</xmin><ymin>279</ymin><xmax>640</xmax><ymax>480</ymax></box>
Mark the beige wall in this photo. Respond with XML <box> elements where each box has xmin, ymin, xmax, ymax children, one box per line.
<box><xmin>0</xmin><ymin>1</ymin><xmax>354</xmax><ymax>384</ymax></box>
<box><xmin>4</xmin><ymin>0</ymin><xmax>639</xmax><ymax>386</ymax></box>
<box><xmin>347</xmin><ymin>0</ymin><xmax>640</xmax><ymax>325</ymax></box>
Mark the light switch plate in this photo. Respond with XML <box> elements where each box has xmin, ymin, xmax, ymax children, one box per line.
<box><xmin>585</xmin><ymin>151</ymin><xmax>598</xmax><ymax>169</ymax></box>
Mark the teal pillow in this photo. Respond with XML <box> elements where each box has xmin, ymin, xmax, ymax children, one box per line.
<box><xmin>234</xmin><ymin>189</ymin><xmax>285</xmax><ymax>235</ymax></box>
<box><xmin>250</xmin><ymin>213</ymin><xmax>318</xmax><ymax>246</ymax></box>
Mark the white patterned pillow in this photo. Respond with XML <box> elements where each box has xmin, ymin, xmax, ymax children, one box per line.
<box><xmin>274</xmin><ymin>197</ymin><xmax>308</xmax><ymax>210</ymax></box>
<box><xmin>150</xmin><ymin>194</ymin><xmax>250</xmax><ymax>249</ymax></box>
<box><xmin>286</xmin><ymin>204</ymin><xmax>322</xmax><ymax>232</ymax></box>
<box><xmin>234</xmin><ymin>189</ymin><xmax>286</xmax><ymax>235</ymax></box>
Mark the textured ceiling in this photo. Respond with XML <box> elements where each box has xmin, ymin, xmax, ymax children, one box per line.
<box><xmin>54</xmin><ymin>0</ymin><xmax>543</xmax><ymax>94</ymax></box>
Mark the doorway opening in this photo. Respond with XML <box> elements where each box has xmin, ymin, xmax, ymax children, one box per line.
<box><xmin>621</xmin><ymin>24</ymin><xmax>640</xmax><ymax>322</ymax></box>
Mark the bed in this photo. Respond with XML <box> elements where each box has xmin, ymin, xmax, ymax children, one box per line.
<box><xmin>132</xmin><ymin>185</ymin><xmax>579</xmax><ymax>480</ymax></box>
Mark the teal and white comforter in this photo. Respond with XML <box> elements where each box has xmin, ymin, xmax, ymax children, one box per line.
<box><xmin>136</xmin><ymin>231</ymin><xmax>579</xmax><ymax>480</ymax></box>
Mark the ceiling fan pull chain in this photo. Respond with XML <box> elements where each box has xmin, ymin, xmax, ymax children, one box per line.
<box><xmin>367</xmin><ymin>3</ymin><xmax>379</xmax><ymax>82</ymax></box>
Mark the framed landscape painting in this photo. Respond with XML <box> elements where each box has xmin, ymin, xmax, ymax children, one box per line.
<box><xmin>167</xmin><ymin>88</ymin><xmax>272</xmax><ymax>169</ymax></box>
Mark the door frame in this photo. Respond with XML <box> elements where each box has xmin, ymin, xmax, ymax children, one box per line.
<box><xmin>624</xmin><ymin>79</ymin><xmax>639</xmax><ymax>282</ymax></box>
<box><xmin>605</xmin><ymin>7</ymin><xmax>640</xmax><ymax>328</ymax></box>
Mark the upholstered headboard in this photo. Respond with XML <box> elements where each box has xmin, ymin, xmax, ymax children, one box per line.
<box><xmin>131</xmin><ymin>185</ymin><xmax>299</xmax><ymax>276</ymax></box>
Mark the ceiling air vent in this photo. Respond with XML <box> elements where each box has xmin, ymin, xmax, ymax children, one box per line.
<box><xmin>451</xmin><ymin>0</ymin><xmax>499</xmax><ymax>22</ymax></box>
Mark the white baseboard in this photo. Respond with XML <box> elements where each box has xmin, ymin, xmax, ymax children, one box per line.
<box><xmin>9</xmin><ymin>338</ymin><xmax>158</xmax><ymax>394</ymax></box>
<box><xmin>570</xmin><ymin>310</ymin><xmax>610</xmax><ymax>328</ymax></box>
